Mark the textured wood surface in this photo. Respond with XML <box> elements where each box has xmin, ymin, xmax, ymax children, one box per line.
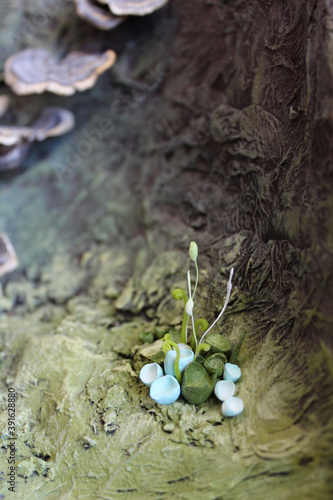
<box><xmin>0</xmin><ymin>1</ymin><xmax>332</xmax><ymax>499</ymax></box>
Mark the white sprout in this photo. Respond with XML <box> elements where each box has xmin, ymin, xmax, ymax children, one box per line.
<box><xmin>186</xmin><ymin>269</ymin><xmax>198</xmax><ymax>348</ymax></box>
<box><xmin>189</xmin><ymin>242</ymin><xmax>199</xmax><ymax>299</ymax></box>
<box><xmin>189</xmin><ymin>241</ymin><xmax>198</xmax><ymax>261</ymax></box>
<box><xmin>199</xmin><ymin>268</ymin><xmax>234</xmax><ymax>344</ymax></box>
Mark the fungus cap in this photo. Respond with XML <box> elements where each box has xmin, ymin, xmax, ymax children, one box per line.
<box><xmin>0</xmin><ymin>127</ymin><xmax>33</xmax><ymax>147</ymax></box>
<box><xmin>4</xmin><ymin>48</ymin><xmax>117</xmax><ymax>96</ymax></box>
<box><xmin>0</xmin><ymin>234</ymin><xmax>19</xmax><ymax>277</ymax></box>
<box><xmin>0</xmin><ymin>143</ymin><xmax>31</xmax><ymax>172</ymax></box>
<box><xmin>31</xmin><ymin>107</ymin><xmax>75</xmax><ymax>141</ymax></box>
<box><xmin>74</xmin><ymin>0</ymin><xmax>126</xmax><ymax>30</ymax></box>
<box><xmin>0</xmin><ymin>107</ymin><xmax>75</xmax><ymax>171</ymax></box>
<box><xmin>96</xmin><ymin>0</ymin><xmax>169</xmax><ymax>16</ymax></box>
<box><xmin>0</xmin><ymin>108</ymin><xmax>74</xmax><ymax>146</ymax></box>
<box><xmin>0</xmin><ymin>95</ymin><xmax>10</xmax><ymax>118</ymax></box>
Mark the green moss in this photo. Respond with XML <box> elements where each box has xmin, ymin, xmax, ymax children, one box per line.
<box><xmin>139</xmin><ymin>331</ymin><xmax>154</xmax><ymax>344</ymax></box>
<box><xmin>204</xmin><ymin>353</ymin><xmax>227</xmax><ymax>376</ymax></box>
<box><xmin>204</xmin><ymin>333</ymin><xmax>232</xmax><ymax>357</ymax></box>
<box><xmin>155</xmin><ymin>326</ymin><xmax>170</xmax><ymax>339</ymax></box>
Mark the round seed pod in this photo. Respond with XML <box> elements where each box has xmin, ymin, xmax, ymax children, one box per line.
<box><xmin>221</xmin><ymin>397</ymin><xmax>244</xmax><ymax>417</ymax></box>
<box><xmin>181</xmin><ymin>362</ymin><xmax>216</xmax><ymax>405</ymax></box>
<box><xmin>150</xmin><ymin>375</ymin><xmax>180</xmax><ymax>405</ymax></box>
<box><xmin>139</xmin><ymin>331</ymin><xmax>154</xmax><ymax>344</ymax></box>
<box><xmin>139</xmin><ymin>362</ymin><xmax>163</xmax><ymax>387</ymax></box>
<box><xmin>223</xmin><ymin>363</ymin><xmax>241</xmax><ymax>383</ymax></box>
<box><xmin>204</xmin><ymin>333</ymin><xmax>231</xmax><ymax>357</ymax></box>
<box><xmin>214</xmin><ymin>380</ymin><xmax>235</xmax><ymax>402</ymax></box>
<box><xmin>204</xmin><ymin>353</ymin><xmax>227</xmax><ymax>377</ymax></box>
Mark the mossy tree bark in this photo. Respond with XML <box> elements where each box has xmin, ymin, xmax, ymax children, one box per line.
<box><xmin>0</xmin><ymin>0</ymin><xmax>332</xmax><ymax>498</ymax></box>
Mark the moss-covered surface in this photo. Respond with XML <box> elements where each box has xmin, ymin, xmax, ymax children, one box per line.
<box><xmin>0</xmin><ymin>0</ymin><xmax>333</xmax><ymax>498</ymax></box>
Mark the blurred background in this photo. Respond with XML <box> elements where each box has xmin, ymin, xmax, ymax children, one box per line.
<box><xmin>0</xmin><ymin>1</ymin><xmax>332</xmax><ymax>499</ymax></box>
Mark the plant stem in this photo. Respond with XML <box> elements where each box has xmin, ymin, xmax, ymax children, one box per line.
<box><xmin>193</xmin><ymin>260</ymin><xmax>199</xmax><ymax>299</ymax></box>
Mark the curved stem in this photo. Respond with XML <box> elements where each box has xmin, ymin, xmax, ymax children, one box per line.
<box><xmin>190</xmin><ymin>318</ymin><xmax>197</xmax><ymax>351</ymax></box>
<box><xmin>194</xmin><ymin>342</ymin><xmax>210</xmax><ymax>361</ymax></box>
<box><xmin>199</xmin><ymin>268</ymin><xmax>234</xmax><ymax>344</ymax></box>
<box><xmin>172</xmin><ymin>288</ymin><xmax>189</xmax><ymax>344</ymax></box>
<box><xmin>194</xmin><ymin>318</ymin><xmax>209</xmax><ymax>339</ymax></box>
<box><xmin>162</xmin><ymin>335</ymin><xmax>182</xmax><ymax>383</ymax></box>
<box><xmin>193</xmin><ymin>260</ymin><xmax>199</xmax><ymax>299</ymax></box>
<box><xmin>190</xmin><ymin>309</ymin><xmax>197</xmax><ymax>350</ymax></box>
<box><xmin>187</xmin><ymin>270</ymin><xmax>197</xmax><ymax>350</ymax></box>
<box><xmin>184</xmin><ymin>314</ymin><xmax>189</xmax><ymax>345</ymax></box>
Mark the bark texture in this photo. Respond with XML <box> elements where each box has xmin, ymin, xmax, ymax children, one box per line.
<box><xmin>0</xmin><ymin>1</ymin><xmax>332</xmax><ymax>499</ymax></box>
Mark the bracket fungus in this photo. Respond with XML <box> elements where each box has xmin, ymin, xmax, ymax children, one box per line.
<box><xmin>0</xmin><ymin>95</ymin><xmax>10</xmax><ymax>118</ymax></box>
<box><xmin>0</xmin><ymin>126</ymin><xmax>33</xmax><ymax>147</ymax></box>
<box><xmin>4</xmin><ymin>48</ymin><xmax>117</xmax><ymax>96</ymax></box>
<box><xmin>0</xmin><ymin>143</ymin><xmax>32</xmax><ymax>172</ymax></box>
<box><xmin>31</xmin><ymin>107</ymin><xmax>75</xmax><ymax>141</ymax></box>
<box><xmin>0</xmin><ymin>107</ymin><xmax>75</xmax><ymax>171</ymax></box>
<box><xmin>0</xmin><ymin>234</ymin><xmax>19</xmax><ymax>277</ymax></box>
<box><xmin>74</xmin><ymin>0</ymin><xmax>126</xmax><ymax>30</ymax></box>
<box><xmin>96</xmin><ymin>0</ymin><xmax>169</xmax><ymax>16</ymax></box>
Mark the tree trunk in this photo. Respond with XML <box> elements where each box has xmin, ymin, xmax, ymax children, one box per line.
<box><xmin>0</xmin><ymin>0</ymin><xmax>332</xmax><ymax>498</ymax></box>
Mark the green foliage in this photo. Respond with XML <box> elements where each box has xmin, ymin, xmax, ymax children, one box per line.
<box><xmin>230</xmin><ymin>332</ymin><xmax>246</xmax><ymax>365</ymax></box>
<box><xmin>194</xmin><ymin>342</ymin><xmax>210</xmax><ymax>361</ymax></box>
<box><xmin>181</xmin><ymin>362</ymin><xmax>217</xmax><ymax>405</ymax></box>
<box><xmin>155</xmin><ymin>326</ymin><xmax>168</xmax><ymax>339</ymax></box>
<box><xmin>171</xmin><ymin>288</ymin><xmax>188</xmax><ymax>344</ymax></box>
<box><xmin>204</xmin><ymin>353</ymin><xmax>227</xmax><ymax>376</ymax></box>
<box><xmin>139</xmin><ymin>331</ymin><xmax>154</xmax><ymax>344</ymax></box>
<box><xmin>204</xmin><ymin>333</ymin><xmax>231</xmax><ymax>357</ymax></box>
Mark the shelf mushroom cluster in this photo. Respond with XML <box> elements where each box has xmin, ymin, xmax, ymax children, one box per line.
<box><xmin>74</xmin><ymin>0</ymin><xmax>169</xmax><ymax>30</ymax></box>
<box><xmin>1</xmin><ymin>44</ymin><xmax>117</xmax><ymax>170</ymax></box>
<box><xmin>0</xmin><ymin>234</ymin><xmax>19</xmax><ymax>278</ymax></box>
<box><xmin>1</xmin><ymin>43</ymin><xmax>117</xmax><ymax>172</ymax></box>
<box><xmin>0</xmin><ymin>107</ymin><xmax>75</xmax><ymax>172</ymax></box>
<box><xmin>0</xmin><ymin>0</ymin><xmax>170</xmax><ymax>171</ymax></box>
<box><xmin>4</xmin><ymin>48</ymin><xmax>117</xmax><ymax>96</ymax></box>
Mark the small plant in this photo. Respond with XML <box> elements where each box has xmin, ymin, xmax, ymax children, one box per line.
<box><xmin>139</xmin><ymin>242</ymin><xmax>244</xmax><ymax>417</ymax></box>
